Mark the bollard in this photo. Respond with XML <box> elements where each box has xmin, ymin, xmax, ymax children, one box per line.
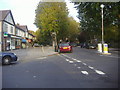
<box><xmin>98</xmin><ymin>43</ymin><xmax>102</xmax><ymax>53</ymax></box>
<box><xmin>102</xmin><ymin>43</ymin><xmax>111</xmax><ymax>55</ymax></box>
<box><xmin>103</xmin><ymin>43</ymin><xmax>108</xmax><ymax>53</ymax></box>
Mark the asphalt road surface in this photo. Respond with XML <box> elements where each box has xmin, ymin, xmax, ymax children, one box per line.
<box><xmin>2</xmin><ymin>47</ymin><xmax>118</xmax><ymax>88</ymax></box>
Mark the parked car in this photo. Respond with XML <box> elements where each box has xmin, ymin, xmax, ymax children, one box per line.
<box><xmin>33</xmin><ymin>43</ymin><xmax>40</xmax><ymax>47</ymax></box>
<box><xmin>58</xmin><ymin>43</ymin><xmax>72</xmax><ymax>53</ymax></box>
<box><xmin>86</xmin><ymin>43</ymin><xmax>97</xmax><ymax>49</ymax></box>
<box><xmin>70</xmin><ymin>43</ymin><xmax>77</xmax><ymax>47</ymax></box>
<box><xmin>0</xmin><ymin>52</ymin><xmax>18</xmax><ymax>65</ymax></box>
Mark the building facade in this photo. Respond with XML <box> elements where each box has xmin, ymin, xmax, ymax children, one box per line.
<box><xmin>0</xmin><ymin>10</ymin><xmax>35</xmax><ymax>52</ymax></box>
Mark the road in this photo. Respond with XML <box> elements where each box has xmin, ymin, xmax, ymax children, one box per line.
<box><xmin>2</xmin><ymin>47</ymin><xmax>118</xmax><ymax>88</ymax></box>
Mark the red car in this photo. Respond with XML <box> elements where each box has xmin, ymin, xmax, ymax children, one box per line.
<box><xmin>58</xmin><ymin>43</ymin><xmax>72</xmax><ymax>53</ymax></box>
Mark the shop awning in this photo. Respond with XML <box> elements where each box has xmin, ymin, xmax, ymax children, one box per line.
<box><xmin>22</xmin><ymin>39</ymin><xmax>26</xmax><ymax>43</ymax></box>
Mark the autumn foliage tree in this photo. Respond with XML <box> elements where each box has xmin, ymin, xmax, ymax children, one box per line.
<box><xmin>34</xmin><ymin>2</ymin><xmax>80</xmax><ymax>45</ymax></box>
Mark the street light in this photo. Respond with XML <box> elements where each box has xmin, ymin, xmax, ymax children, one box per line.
<box><xmin>100</xmin><ymin>4</ymin><xmax>104</xmax><ymax>44</ymax></box>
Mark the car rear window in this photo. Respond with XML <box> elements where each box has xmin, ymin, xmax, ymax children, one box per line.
<box><xmin>59</xmin><ymin>43</ymin><xmax>70</xmax><ymax>47</ymax></box>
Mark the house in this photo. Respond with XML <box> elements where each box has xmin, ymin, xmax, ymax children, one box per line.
<box><xmin>16</xmin><ymin>25</ymin><xmax>36</xmax><ymax>48</ymax></box>
<box><xmin>0</xmin><ymin>10</ymin><xmax>16</xmax><ymax>51</ymax></box>
<box><xmin>17</xmin><ymin>25</ymin><xmax>29</xmax><ymax>48</ymax></box>
<box><xmin>15</xmin><ymin>25</ymin><xmax>26</xmax><ymax>49</ymax></box>
<box><xmin>0</xmin><ymin>10</ymin><xmax>36</xmax><ymax>51</ymax></box>
<box><xmin>28</xmin><ymin>32</ymin><xmax>35</xmax><ymax>47</ymax></box>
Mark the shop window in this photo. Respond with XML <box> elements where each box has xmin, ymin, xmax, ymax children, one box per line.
<box><xmin>11</xmin><ymin>39</ymin><xmax>15</xmax><ymax>46</ymax></box>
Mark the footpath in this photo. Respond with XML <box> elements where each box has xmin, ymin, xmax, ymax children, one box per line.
<box><xmin>6</xmin><ymin>46</ymin><xmax>58</xmax><ymax>62</ymax></box>
<box><xmin>40</xmin><ymin>46</ymin><xmax>58</xmax><ymax>56</ymax></box>
<box><xmin>109</xmin><ymin>48</ymin><xmax>119</xmax><ymax>55</ymax></box>
<box><xmin>7</xmin><ymin>46</ymin><xmax>58</xmax><ymax>56</ymax></box>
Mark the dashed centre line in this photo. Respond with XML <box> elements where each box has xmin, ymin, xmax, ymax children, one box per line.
<box><xmin>88</xmin><ymin>66</ymin><xmax>94</xmax><ymax>69</ymax></box>
<box><xmin>69</xmin><ymin>61</ymin><xmax>74</xmax><ymax>63</ymax></box>
<box><xmin>77</xmin><ymin>67</ymin><xmax>81</xmax><ymax>69</ymax></box>
<box><xmin>82</xmin><ymin>63</ymin><xmax>87</xmax><ymax>65</ymax></box>
<box><xmin>59</xmin><ymin>54</ymin><xmax>106</xmax><ymax>76</ymax></box>
<box><xmin>65</xmin><ymin>59</ymin><xmax>69</xmax><ymax>61</ymax></box>
<box><xmin>81</xmin><ymin>71</ymin><xmax>89</xmax><ymax>75</ymax></box>
<box><xmin>94</xmin><ymin>69</ymin><xmax>105</xmax><ymax>75</ymax></box>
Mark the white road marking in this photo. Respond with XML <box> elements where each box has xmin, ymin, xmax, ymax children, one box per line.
<box><xmin>81</xmin><ymin>71</ymin><xmax>89</xmax><ymax>75</ymax></box>
<box><xmin>77</xmin><ymin>67</ymin><xmax>81</xmax><ymax>69</ymax></box>
<box><xmin>62</xmin><ymin>54</ymin><xmax>82</xmax><ymax>63</ymax></box>
<box><xmin>95</xmin><ymin>70</ymin><xmax>105</xmax><ymax>75</ymax></box>
<box><xmin>72</xmin><ymin>58</ymin><xmax>77</xmax><ymax>60</ymax></box>
<box><xmin>69</xmin><ymin>61</ymin><xmax>74</xmax><ymax>63</ymax></box>
<box><xmin>59</xmin><ymin>54</ymin><xmax>107</xmax><ymax>76</ymax></box>
<box><xmin>72</xmin><ymin>58</ymin><xmax>82</xmax><ymax>62</ymax></box>
<box><xmin>65</xmin><ymin>59</ymin><xmax>74</xmax><ymax>63</ymax></box>
<box><xmin>66</xmin><ymin>59</ymin><xmax>69</xmax><ymax>61</ymax></box>
<box><xmin>76</xmin><ymin>60</ymin><xmax>81</xmax><ymax>62</ymax></box>
<box><xmin>88</xmin><ymin>66</ymin><xmax>94</xmax><ymax>69</ymax></box>
<box><xmin>83</xmin><ymin>63</ymin><xmax>87</xmax><ymax>65</ymax></box>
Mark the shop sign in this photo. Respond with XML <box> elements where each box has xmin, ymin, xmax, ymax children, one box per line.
<box><xmin>4</xmin><ymin>32</ymin><xmax>8</xmax><ymax>37</ymax></box>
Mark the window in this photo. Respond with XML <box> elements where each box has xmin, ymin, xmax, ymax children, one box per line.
<box><xmin>16</xmin><ymin>28</ymin><xmax>18</xmax><ymax>35</ymax></box>
<box><xmin>11</xmin><ymin>26</ymin><xmax>13</xmax><ymax>34</ymax></box>
<box><xmin>11</xmin><ymin>39</ymin><xmax>15</xmax><ymax>46</ymax></box>
<box><xmin>3</xmin><ymin>24</ymin><xmax>8</xmax><ymax>32</ymax></box>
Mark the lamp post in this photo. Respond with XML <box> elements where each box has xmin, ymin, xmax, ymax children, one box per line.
<box><xmin>100</xmin><ymin>4</ymin><xmax>104</xmax><ymax>45</ymax></box>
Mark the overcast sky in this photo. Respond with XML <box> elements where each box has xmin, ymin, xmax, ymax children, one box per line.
<box><xmin>0</xmin><ymin>0</ymin><xmax>79</xmax><ymax>31</ymax></box>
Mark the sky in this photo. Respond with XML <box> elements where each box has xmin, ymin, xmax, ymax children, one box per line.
<box><xmin>0</xmin><ymin>0</ymin><xmax>79</xmax><ymax>31</ymax></box>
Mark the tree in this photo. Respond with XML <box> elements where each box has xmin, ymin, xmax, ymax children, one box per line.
<box><xmin>34</xmin><ymin>2</ymin><xmax>69</xmax><ymax>44</ymax></box>
<box><xmin>67</xmin><ymin>17</ymin><xmax>80</xmax><ymax>42</ymax></box>
<box><xmin>74</xmin><ymin>2</ymin><xmax>119</xmax><ymax>47</ymax></box>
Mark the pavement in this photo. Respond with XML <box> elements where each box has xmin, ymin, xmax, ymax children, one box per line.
<box><xmin>5</xmin><ymin>46</ymin><xmax>58</xmax><ymax>63</ymax></box>
<box><xmin>109</xmin><ymin>48</ymin><xmax>119</xmax><ymax>54</ymax></box>
<box><xmin>7</xmin><ymin>46</ymin><xmax>58</xmax><ymax>56</ymax></box>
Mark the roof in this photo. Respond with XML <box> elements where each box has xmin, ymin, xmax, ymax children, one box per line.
<box><xmin>18</xmin><ymin>25</ymin><xmax>28</xmax><ymax>32</ymax></box>
<box><xmin>0</xmin><ymin>10</ymin><xmax>10</xmax><ymax>21</ymax></box>
<box><xmin>15</xmin><ymin>25</ymin><xmax>25</xmax><ymax>32</ymax></box>
<box><xmin>0</xmin><ymin>10</ymin><xmax>15</xmax><ymax>25</ymax></box>
<box><xmin>28</xmin><ymin>32</ymin><xmax>35</xmax><ymax>37</ymax></box>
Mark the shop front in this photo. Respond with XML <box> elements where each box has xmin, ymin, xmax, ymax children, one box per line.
<box><xmin>3</xmin><ymin>33</ymin><xmax>16</xmax><ymax>51</ymax></box>
<box><xmin>21</xmin><ymin>39</ymin><xmax>27</xmax><ymax>49</ymax></box>
<box><xmin>15</xmin><ymin>39</ymin><xmax>21</xmax><ymax>49</ymax></box>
